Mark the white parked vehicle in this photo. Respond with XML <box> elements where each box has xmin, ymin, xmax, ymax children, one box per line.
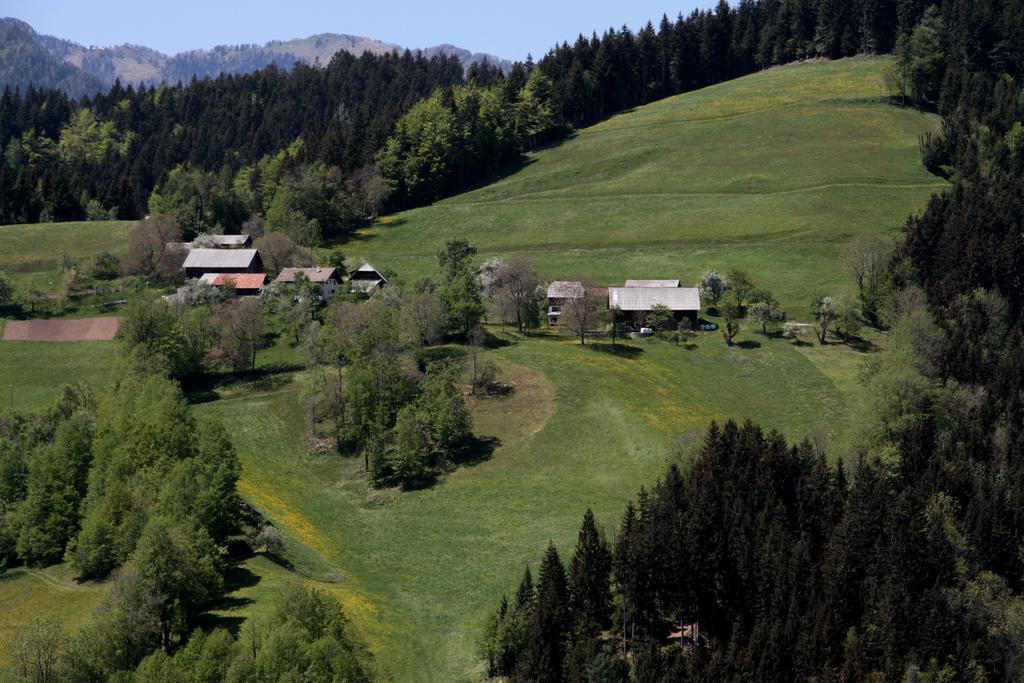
<box><xmin>638</xmin><ymin>327</ymin><xmax>655</xmax><ymax>336</ymax></box>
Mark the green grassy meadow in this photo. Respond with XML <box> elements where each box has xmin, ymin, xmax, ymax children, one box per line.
<box><xmin>193</xmin><ymin>325</ymin><xmax>880</xmax><ymax>680</ymax></box>
<box><xmin>0</xmin><ymin>220</ymin><xmax>133</xmax><ymax>292</ymax></box>
<box><xmin>0</xmin><ymin>340</ymin><xmax>119</xmax><ymax>412</ymax></box>
<box><xmin>0</xmin><ymin>57</ymin><xmax>940</xmax><ymax>679</ymax></box>
<box><xmin>0</xmin><ymin>565</ymin><xmax>107</xmax><ymax>658</ymax></box>
<box><xmin>344</xmin><ymin>57</ymin><xmax>943</xmax><ymax>312</ymax></box>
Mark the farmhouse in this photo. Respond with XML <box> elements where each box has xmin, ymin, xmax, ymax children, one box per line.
<box><xmin>608</xmin><ymin>285</ymin><xmax>701</xmax><ymax>329</ymax></box>
<box><xmin>183</xmin><ymin>248</ymin><xmax>263</xmax><ymax>279</ymax></box>
<box><xmin>546</xmin><ymin>280</ymin><xmax>584</xmax><ymax>326</ymax></box>
<box><xmin>275</xmin><ymin>267</ymin><xmax>342</xmax><ymax>298</ymax></box>
<box><xmin>198</xmin><ymin>272</ymin><xmax>266</xmax><ymax>295</ymax></box>
<box><xmin>349</xmin><ymin>263</ymin><xmax>388</xmax><ymax>293</ymax></box>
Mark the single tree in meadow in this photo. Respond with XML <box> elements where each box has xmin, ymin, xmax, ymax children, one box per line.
<box><xmin>842</xmin><ymin>234</ymin><xmax>890</xmax><ymax>326</ymax></box>
<box><xmin>811</xmin><ymin>294</ymin><xmax>837</xmax><ymax>344</ymax></box>
<box><xmin>749</xmin><ymin>291</ymin><xmax>784</xmax><ymax>335</ymax></box>
<box><xmin>834</xmin><ymin>295</ymin><xmax>863</xmax><ymax>343</ymax></box>
<box><xmin>697</xmin><ymin>270</ymin><xmax>729</xmax><ymax>312</ymax></box>
<box><xmin>720</xmin><ymin>291</ymin><xmax>742</xmax><ymax>345</ymax></box>
<box><xmin>0</xmin><ymin>270</ymin><xmax>14</xmax><ymax>307</ymax></box>
<box><xmin>216</xmin><ymin>298</ymin><xmax>264</xmax><ymax>370</ymax></box>
<box><xmin>726</xmin><ymin>268</ymin><xmax>754</xmax><ymax>307</ymax></box>
<box><xmin>490</xmin><ymin>256</ymin><xmax>542</xmax><ymax>332</ymax></box>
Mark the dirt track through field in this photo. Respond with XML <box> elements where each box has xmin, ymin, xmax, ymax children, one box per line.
<box><xmin>2</xmin><ymin>316</ymin><xmax>120</xmax><ymax>342</ymax></box>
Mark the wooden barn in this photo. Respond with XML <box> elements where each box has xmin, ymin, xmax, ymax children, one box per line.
<box><xmin>608</xmin><ymin>285</ymin><xmax>701</xmax><ymax>330</ymax></box>
<box><xmin>183</xmin><ymin>249</ymin><xmax>263</xmax><ymax>279</ymax></box>
<box><xmin>349</xmin><ymin>263</ymin><xmax>388</xmax><ymax>293</ymax></box>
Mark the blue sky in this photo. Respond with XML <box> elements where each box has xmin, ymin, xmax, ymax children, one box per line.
<box><xmin>7</xmin><ymin>0</ymin><xmax>707</xmax><ymax>62</ymax></box>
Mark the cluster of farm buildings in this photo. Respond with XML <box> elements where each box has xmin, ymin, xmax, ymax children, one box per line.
<box><xmin>172</xmin><ymin>234</ymin><xmax>388</xmax><ymax>297</ymax></box>
<box><xmin>171</xmin><ymin>234</ymin><xmax>701</xmax><ymax>329</ymax></box>
<box><xmin>548</xmin><ymin>279</ymin><xmax>701</xmax><ymax>329</ymax></box>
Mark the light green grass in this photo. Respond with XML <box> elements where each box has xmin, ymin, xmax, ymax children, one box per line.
<box><xmin>343</xmin><ymin>57</ymin><xmax>943</xmax><ymax>313</ymax></box>
<box><xmin>0</xmin><ymin>564</ymin><xmax>107</xmax><ymax>663</ymax></box>
<box><xmin>195</xmin><ymin>326</ymin><xmax>877</xmax><ymax>680</ymax></box>
<box><xmin>0</xmin><ymin>220</ymin><xmax>133</xmax><ymax>292</ymax></box>
<box><xmin>0</xmin><ymin>340</ymin><xmax>119</xmax><ymax>412</ymax></box>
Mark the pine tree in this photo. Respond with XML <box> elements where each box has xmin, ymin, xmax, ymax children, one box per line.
<box><xmin>521</xmin><ymin>543</ymin><xmax>570</xmax><ymax>682</ymax></box>
<box><xmin>567</xmin><ymin>509</ymin><xmax>613</xmax><ymax>634</ymax></box>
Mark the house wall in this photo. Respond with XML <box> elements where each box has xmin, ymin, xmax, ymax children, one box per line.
<box><xmin>547</xmin><ymin>297</ymin><xmax>570</xmax><ymax>325</ymax></box>
<box><xmin>613</xmin><ymin>309</ymin><xmax>698</xmax><ymax>330</ymax></box>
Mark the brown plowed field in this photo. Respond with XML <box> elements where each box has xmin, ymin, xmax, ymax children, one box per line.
<box><xmin>2</xmin><ymin>316</ymin><xmax>120</xmax><ymax>342</ymax></box>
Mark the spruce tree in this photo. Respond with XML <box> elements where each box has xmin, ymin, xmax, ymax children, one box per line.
<box><xmin>567</xmin><ymin>509</ymin><xmax>613</xmax><ymax>634</ymax></box>
<box><xmin>521</xmin><ymin>543</ymin><xmax>569</xmax><ymax>682</ymax></box>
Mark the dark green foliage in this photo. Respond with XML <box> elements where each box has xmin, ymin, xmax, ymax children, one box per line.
<box><xmin>0</xmin><ymin>49</ymin><xmax>464</xmax><ymax>225</ymax></box>
<box><xmin>68</xmin><ymin>373</ymin><xmax>237</xmax><ymax>580</ymax></box>
<box><xmin>0</xmin><ymin>0</ymin><xmax>936</xmax><ymax>223</ymax></box>
<box><xmin>520</xmin><ymin>543</ymin><xmax>569</xmax><ymax>682</ymax></box>
<box><xmin>567</xmin><ymin>509</ymin><xmax>613</xmax><ymax>635</ymax></box>
<box><xmin>14</xmin><ymin>413</ymin><xmax>93</xmax><ymax>566</ymax></box>
<box><xmin>117</xmin><ymin>297</ymin><xmax>201</xmax><ymax>379</ymax></box>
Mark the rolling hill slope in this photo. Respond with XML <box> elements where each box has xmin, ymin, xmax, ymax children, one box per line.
<box><xmin>0</xmin><ymin>56</ymin><xmax>946</xmax><ymax>680</ymax></box>
<box><xmin>349</xmin><ymin>56</ymin><xmax>944</xmax><ymax>312</ymax></box>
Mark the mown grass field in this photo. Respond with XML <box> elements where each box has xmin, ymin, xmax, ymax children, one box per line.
<box><xmin>0</xmin><ymin>339</ymin><xmax>119</xmax><ymax>412</ymax></box>
<box><xmin>0</xmin><ymin>220</ymin><xmax>133</xmax><ymax>292</ymax></box>
<box><xmin>344</xmin><ymin>57</ymin><xmax>943</xmax><ymax>313</ymax></box>
<box><xmin>0</xmin><ymin>57</ymin><xmax>938</xmax><ymax>679</ymax></box>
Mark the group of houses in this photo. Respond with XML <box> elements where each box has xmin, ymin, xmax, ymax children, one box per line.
<box><xmin>174</xmin><ymin>234</ymin><xmax>388</xmax><ymax>298</ymax></box>
<box><xmin>172</xmin><ymin>234</ymin><xmax>698</xmax><ymax>330</ymax></box>
<box><xmin>547</xmin><ymin>278</ymin><xmax>701</xmax><ymax>330</ymax></box>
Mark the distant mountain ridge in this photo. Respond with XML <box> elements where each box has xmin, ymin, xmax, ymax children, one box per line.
<box><xmin>0</xmin><ymin>18</ymin><xmax>512</xmax><ymax>98</ymax></box>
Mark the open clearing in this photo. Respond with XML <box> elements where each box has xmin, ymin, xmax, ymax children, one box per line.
<box><xmin>340</xmin><ymin>57</ymin><xmax>943</xmax><ymax>313</ymax></box>
<box><xmin>0</xmin><ymin>565</ymin><xmax>107</xmax><ymax>659</ymax></box>
<box><xmin>0</xmin><ymin>220</ymin><xmax>133</xmax><ymax>291</ymax></box>
<box><xmin>2</xmin><ymin>316</ymin><xmax>121</xmax><ymax>341</ymax></box>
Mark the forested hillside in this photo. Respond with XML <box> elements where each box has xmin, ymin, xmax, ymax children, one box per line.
<box><xmin>1</xmin><ymin>0</ymin><xmax>939</xmax><ymax>232</ymax></box>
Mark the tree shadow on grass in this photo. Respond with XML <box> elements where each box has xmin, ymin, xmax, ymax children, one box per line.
<box><xmin>400</xmin><ymin>435</ymin><xmax>502</xmax><ymax>491</ymax></box>
<box><xmin>736</xmin><ymin>340</ymin><xmax>762</xmax><ymax>349</ymax></box>
<box><xmin>844</xmin><ymin>335</ymin><xmax>881</xmax><ymax>353</ymax></box>
<box><xmin>196</xmin><ymin>613</ymin><xmax>246</xmax><ymax>636</ymax></box>
<box><xmin>183</xmin><ymin>365</ymin><xmax>299</xmax><ymax>404</ymax></box>
<box><xmin>455</xmin><ymin>434</ymin><xmax>501</xmax><ymax>468</ymax></box>
<box><xmin>589</xmin><ymin>343</ymin><xmax>644</xmax><ymax>359</ymax></box>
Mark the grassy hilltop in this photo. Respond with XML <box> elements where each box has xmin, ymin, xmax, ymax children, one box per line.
<box><xmin>349</xmin><ymin>57</ymin><xmax>942</xmax><ymax>312</ymax></box>
<box><xmin>0</xmin><ymin>57</ymin><xmax>943</xmax><ymax>679</ymax></box>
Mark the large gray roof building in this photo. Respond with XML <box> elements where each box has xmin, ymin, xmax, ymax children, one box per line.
<box><xmin>183</xmin><ymin>248</ymin><xmax>263</xmax><ymax>278</ymax></box>
<box><xmin>607</xmin><ymin>286</ymin><xmax>701</xmax><ymax>312</ymax></box>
